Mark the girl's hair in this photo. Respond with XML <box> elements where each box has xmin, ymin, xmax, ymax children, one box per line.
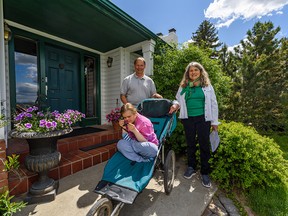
<box><xmin>120</xmin><ymin>103</ymin><xmax>137</xmax><ymax>115</ymax></box>
<box><xmin>179</xmin><ymin>62</ymin><xmax>211</xmax><ymax>88</ymax></box>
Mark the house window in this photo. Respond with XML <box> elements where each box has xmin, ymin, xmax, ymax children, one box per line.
<box><xmin>14</xmin><ymin>36</ymin><xmax>38</xmax><ymax>108</ymax></box>
<box><xmin>84</xmin><ymin>56</ymin><xmax>96</xmax><ymax>117</ymax></box>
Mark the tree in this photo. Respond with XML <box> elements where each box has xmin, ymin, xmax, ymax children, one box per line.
<box><xmin>224</xmin><ymin>21</ymin><xmax>287</xmax><ymax>132</ymax></box>
<box><xmin>192</xmin><ymin>20</ymin><xmax>222</xmax><ymax>53</ymax></box>
<box><xmin>218</xmin><ymin>44</ymin><xmax>242</xmax><ymax>121</ymax></box>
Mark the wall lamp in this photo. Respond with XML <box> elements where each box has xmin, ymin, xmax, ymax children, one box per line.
<box><xmin>4</xmin><ymin>22</ymin><xmax>12</xmax><ymax>42</ymax></box>
<box><xmin>107</xmin><ymin>57</ymin><xmax>113</xmax><ymax>68</ymax></box>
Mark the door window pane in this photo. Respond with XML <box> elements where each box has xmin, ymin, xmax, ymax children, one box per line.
<box><xmin>84</xmin><ymin>56</ymin><xmax>96</xmax><ymax>117</ymax></box>
<box><xmin>14</xmin><ymin>37</ymin><xmax>38</xmax><ymax>108</ymax></box>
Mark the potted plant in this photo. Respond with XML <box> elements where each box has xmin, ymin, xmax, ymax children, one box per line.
<box><xmin>106</xmin><ymin>107</ymin><xmax>121</xmax><ymax>130</ymax></box>
<box><xmin>11</xmin><ymin>106</ymin><xmax>85</xmax><ymax>137</ymax></box>
<box><xmin>9</xmin><ymin>106</ymin><xmax>85</xmax><ymax>202</ymax></box>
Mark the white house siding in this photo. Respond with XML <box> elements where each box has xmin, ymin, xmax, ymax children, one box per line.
<box><xmin>100</xmin><ymin>40</ymin><xmax>156</xmax><ymax>124</ymax></box>
<box><xmin>100</xmin><ymin>49</ymin><xmax>122</xmax><ymax>125</ymax></box>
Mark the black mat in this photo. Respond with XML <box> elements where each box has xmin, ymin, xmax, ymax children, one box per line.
<box><xmin>59</xmin><ymin>127</ymin><xmax>106</xmax><ymax>139</ymax></box>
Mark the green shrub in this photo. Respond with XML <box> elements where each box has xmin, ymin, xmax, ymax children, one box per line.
<box><xmin>0</xmin><ymin>155</ymin><xmax>26</xmax><ymax>216</ymax></box>
<box><xmin>210</xmin><ymin>121</ymin><xmax>288</xmax><ymax>190</ymax></box>
<box><xmin>0</xmin><ymin>191</ymin><xmax>26</xmax><ymax>216</ymax></box>
<box><xmin>166</xmin><ymin>119</ymin><xmax>186</xmax><ymax>154</ymax></box>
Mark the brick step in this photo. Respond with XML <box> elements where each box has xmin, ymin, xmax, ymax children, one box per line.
<box><xmin>7</xmin><ymin>125</ymin><xmax>122</xmax><ymax>196</ymax></box>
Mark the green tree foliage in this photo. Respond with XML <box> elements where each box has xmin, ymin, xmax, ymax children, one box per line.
<box><xmin>219</xmin><ymin>21</ymin><xmax>288</xmax><ymax>132</ymax></box>
<box><xmin>218</xmin><ymin>44</ymin><xmax>243</xmax><ymax>121</ymax></box>
<box><xmin>191</xmin><ymin>20</ymin><xmax>222</xmax><ymax>57</ymax></box>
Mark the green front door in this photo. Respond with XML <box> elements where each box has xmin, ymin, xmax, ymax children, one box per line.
<box><xmin>45</xmin><ymin>46</ymin><xmax>80</xmax><ymax>112</ymax></box>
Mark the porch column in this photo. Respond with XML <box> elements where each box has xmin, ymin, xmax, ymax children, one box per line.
<box><xmin>142</xmin><ymin>40</ymin><xmax>155</xmax><ymax>76</ymax></box>
<box><xmin>0</xmin><ymin>0</ymin><xmax>8</xmax><ymax>192</ymax></box>
<box><xmin>0</xmin><ymin>0</ymin><xmax>5</xmax><ymax>139</ymax></box>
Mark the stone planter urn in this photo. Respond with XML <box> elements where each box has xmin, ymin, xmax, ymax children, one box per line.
<box><xmin>9</xmin><ymin>128</ymin><xmax>72</xmax><ymax>203</ymax></box>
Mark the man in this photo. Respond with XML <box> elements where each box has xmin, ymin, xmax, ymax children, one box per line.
<box><xmin>120</xmin><ymin>57</ymin><xmax>162</xmax><ymax>107</ymax></box>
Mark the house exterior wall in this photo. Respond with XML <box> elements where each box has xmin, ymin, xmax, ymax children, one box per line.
<box><xmin>158</xmin><ymin>29</ymin><xmax>178</xmax><ymax>46</ymax></box>
<box><xmin>100</xmin><ymin>40</ymin><xmax>155</xmax><ymax>124</ymax></box>
<box><xmin>100</xmin><ymin>49</ymin><xmax>122</xmax><ymax>125</ymax></box>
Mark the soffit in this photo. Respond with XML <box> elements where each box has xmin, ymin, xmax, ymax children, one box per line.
<box><xmin>3</xmin><ymin>0</ymin><xmax>160</xmax><ymax>52</ymax></box>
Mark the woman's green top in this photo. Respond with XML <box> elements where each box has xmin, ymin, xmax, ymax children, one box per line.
<box><xmin>185</xmin><ymin>86</ymin><xmax>205</xmax><ymax>117</ymax></box>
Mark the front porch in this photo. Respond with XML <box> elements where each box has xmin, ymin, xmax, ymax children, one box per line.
<box><xmin>6</xmin><ymin>125</ymin><xmax>121</xmax><ymax>197</ymax></box>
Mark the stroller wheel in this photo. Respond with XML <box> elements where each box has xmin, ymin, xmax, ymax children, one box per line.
<box><xmin>87</xmin><ymin>197</ymin><xmax>113</xmax><ymax>216</ymax></box>
<box><xmin>164</xmin><ymin>150</ymin><xmax>175</xmax><ymax>195</ymax></box>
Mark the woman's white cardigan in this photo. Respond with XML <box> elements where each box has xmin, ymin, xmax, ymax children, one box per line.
<box><xmin>175</xmin><ymin>85</ymin><xmax>220</xmax><ymax>126</ymax></box>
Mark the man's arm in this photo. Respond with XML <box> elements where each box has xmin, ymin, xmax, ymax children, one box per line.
<box><xmin>120</xmin><ymin>94</ymin><xmax>128</xmax><ymax>104</ymax></box>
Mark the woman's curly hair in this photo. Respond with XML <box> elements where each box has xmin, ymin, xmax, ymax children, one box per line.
<box><xmin>180</xmin><ymin>62</ymin><xmax>211</xmax><ymax>88</ymax></box>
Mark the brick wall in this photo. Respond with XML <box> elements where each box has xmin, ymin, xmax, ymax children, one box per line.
<box><xmin>0</xmin><ymin>139</ymin><xmax>8</xmax><ymax>193</ymax></box>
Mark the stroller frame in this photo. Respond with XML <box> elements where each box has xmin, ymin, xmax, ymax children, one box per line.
<box><xmin>87</xmin><ymin>107</ymin><xmax>176</xmax><ymax>216</ymax></box>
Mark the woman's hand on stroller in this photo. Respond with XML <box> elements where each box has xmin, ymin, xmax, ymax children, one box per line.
<box><xmin>169</xmin><ymin>104</ymin><xmax>179</xmax><ymax>114</ymax></box>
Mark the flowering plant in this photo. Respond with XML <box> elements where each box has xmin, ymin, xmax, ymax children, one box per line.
<box><xmin>13</xmin><ymin>106</ymin><xmax>85</xmax><ymax>133</ymax></box>
<box><xmin>106</xmin><ymin>107</ymin><xmax>121</xmax><ymax>123</ymax></box>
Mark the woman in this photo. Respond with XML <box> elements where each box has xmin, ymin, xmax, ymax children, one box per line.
<box><xmin>169</xmin><ymin>62</ymin><xmax>219</xmax><ymax>188</ymax></box>
<box><xmin>117</xmin><ymin>103</ymin><xmax>159</xmax><ymax>162</ymax></box>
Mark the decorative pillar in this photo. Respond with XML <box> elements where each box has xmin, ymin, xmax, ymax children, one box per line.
<box><xmin>142</xmin><ymin>40</ymin><xmax>155</xmax><ymax>76</ymax></box>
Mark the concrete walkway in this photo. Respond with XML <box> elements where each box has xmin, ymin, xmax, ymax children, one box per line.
<box><xmin>14</xmin><ymin>157</ymin><xmax>217</xmax><ymax>216</ymax></box>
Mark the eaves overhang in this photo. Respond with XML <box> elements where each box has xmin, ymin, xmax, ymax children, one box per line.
<box><xmin>3</xmin><ymin>0</ymin><xmax>164</xmax><ymax>52</ymax></box>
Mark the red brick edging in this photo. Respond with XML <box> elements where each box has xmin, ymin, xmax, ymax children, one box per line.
<box><xmin>0</xmin><ymin>139</ymin><xmax>8</xmax><ymax>193</ymax></box>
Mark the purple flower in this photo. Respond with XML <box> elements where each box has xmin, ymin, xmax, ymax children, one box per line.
<box><xmin>45</xmin><ymin>121</ymin><xmax>52</xmax><ymax>128</ymax></box>
<box><xmin>24</xmin><ymin>123</ymin><xmax>32</xmax><ymax>128</ymax></box>
<box><xmin>106</xmin><ymin>107</ymin><xmax>121</xmax><ymax>123</ymax></box>
<box><xmin>13</xmin><ymin>106</ymin><xmax>85</xmax><ymax>133</ymax></box>
<box><xmin>39</xmin><ymin>119</ymin><xmax>46</xmax><ymax>127</ymax></box>
<box><xmin>37</xmin><ymin>112</ymin><xmax>44</xmax><ymax>117</ymax></box>
<box><xmin>25</xmin><ymin>113</ymin><xmax>33</xmax><ymax>118</ymax></box>
<box><xmin>52</xmin><ymin>121</ymin><xmax>57</xmax><ymax>128</ymax></box>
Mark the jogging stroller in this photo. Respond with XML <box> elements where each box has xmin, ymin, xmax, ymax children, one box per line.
<box><xmin>87</xmin><ymin>99</ymin><xmax>177</xmax><ymax>216</ymax></box>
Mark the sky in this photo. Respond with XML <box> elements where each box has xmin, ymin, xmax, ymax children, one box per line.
<box><xmin>111</xmin><ymin>0</ymin><xmax>288</xmax><ymax>48</ymax></box>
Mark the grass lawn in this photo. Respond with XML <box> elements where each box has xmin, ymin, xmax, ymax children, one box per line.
<box><xmin>245</xmin><ymin>133</ymin><xmax>288</xmax><ymax>216</ymax></box>
<box><xmin>269</xmin><ymin>133</ymin><xmax>288</xmax><ymax>160</ymax></box>
<box><xmin>247</xmin><ymin>185</ymin><xmax>288</xmax><ymax>216</ymax></box>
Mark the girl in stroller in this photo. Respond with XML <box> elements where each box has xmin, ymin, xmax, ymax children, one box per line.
<box><xmin>117</xmin><ymin>103</ymin><xmax>158</xmax><ymax>163</ymax></box>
